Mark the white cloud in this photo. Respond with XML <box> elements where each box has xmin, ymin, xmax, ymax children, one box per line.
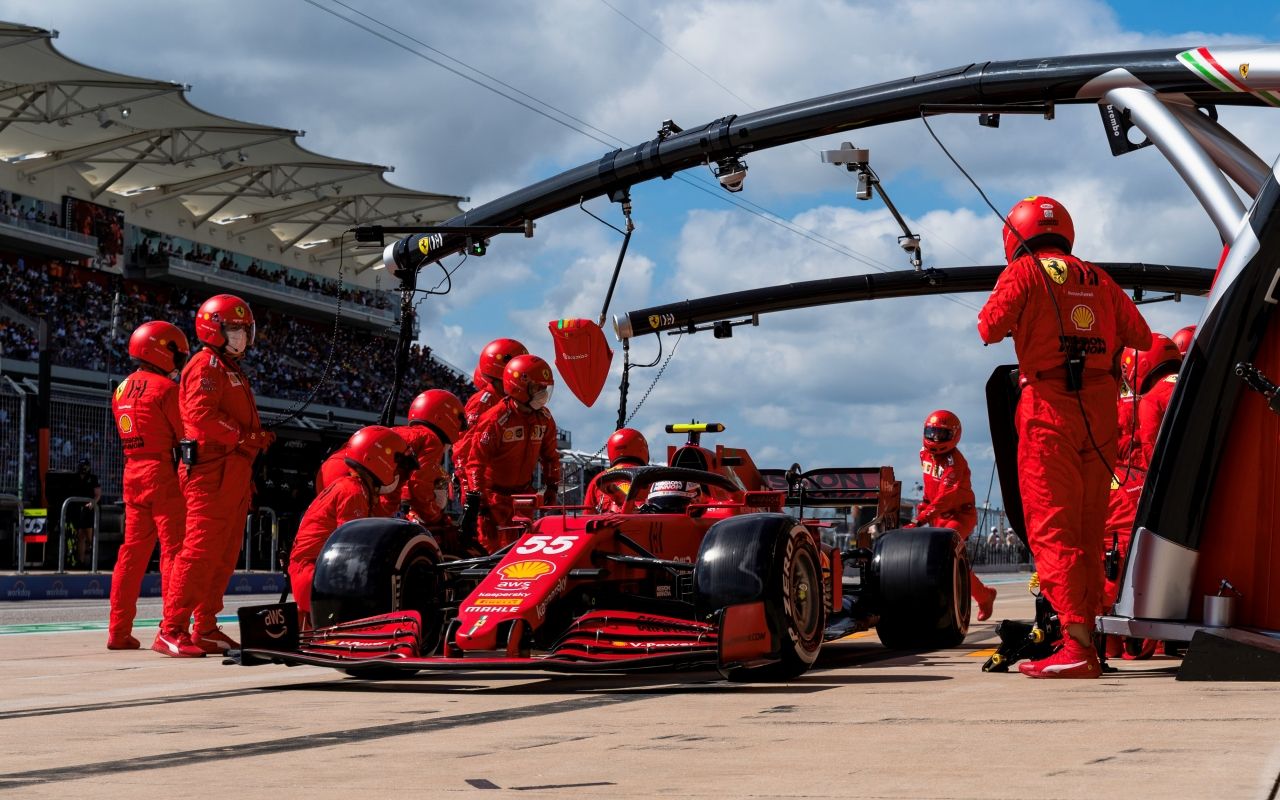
<box><xmin>4</xmin><ymin>0</ymin><xmax>1254</xmax><ymax>512</ymax></box>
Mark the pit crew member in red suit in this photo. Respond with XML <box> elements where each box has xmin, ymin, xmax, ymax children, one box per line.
<box><xmin>453</xmin><ymin>338</ymin><xmax>528</xmax><ymax>494</ymax></box>
<box><xmin>315</xmin><ymin>390</ymin><xmax>465</xmax><ymax>520</ymax></box>
<box><xmin>583</xmin><ymin>428</ymin><xmax>649</xmax><ymax>513</ymax></box>
<box><xmin>108</xmin><ymin>321</ymin><xmax>190</xmax><ymax>651</ymax></box>
<box><xmin>289</xmin><ymin>425</ymin><xmax>410</xmax><ymax>628</ymax></box>
<box><xmin>387</xmin><ymin>389</ymin><xmax>466</xmax><ymax>519</ymax></box>
<box><xmin>1135</xmin><ymin>336</ymin><xmax>1181</xmax><ymax>469</ymax></box>
<box><xmin>977</xmin><ymin>196</ymin><xmax>1151</xmax><ymax>679</ymax></box>
<box><xmin>460</xmin><ymin>354</ymin><xmax>561</xmax><ymax>551</ymax></box>
<box><xmin>1104</xmin><ymin>334</ymin><xmax>1181</xmax><ymax>658</ymax></box>
<box><xmin>911</xmin><ymin>410</ymin><xmax>998</xmax><ymax>621</ymax></box>
<box><xmin>157</xmin><ymin>294</ymin><xmax>272</xmax><ymax>658</ymax></box>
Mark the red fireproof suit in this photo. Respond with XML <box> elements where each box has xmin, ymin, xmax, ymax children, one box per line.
<box><xmin>460</xmin><ymin>398</ymin><xmax>561</xmax><ymax>550</ymax></box>
<box><xmin>1104</xmin><ymin>466</ymin><xmax>1145</xmax><ymax>606</ymax></box>
<box><xmin>163</xmin><ymin>349</ymin><xmax>263</xmax><ymax>637</ymax></box>
<box><xmin>452</xmin><ymin>389</ymin><xmax>501</xmax><ymax>494</ymax></box>
<box><xmin>1115</xmin><ymin>393</ymin><xmax>1139</xmax><ymax>467</ymax></box>
<box><xmin>583</xmin><ymin>465</ymin><xmax>640</xmax><ymax>513</ymax></box>
<box><xmin>1137</xmin><ymin>375</ymin><xmax>1177</xmax><ymax>469</ymax></box>
<box><xmin>391</xmin><ymin>423</ymin><xmax>446</xmax><ymax>519</ymax></box>
<box><xmin>109</xmin><ymin>369</ymin><xmax>185</xmax><ymax>641</ymax></box>
<box><xmin>289</xmin><ymin>473</ymin><xmax>372</xmax><ymax>620</ymax></box>
<box><xmin>915</xmin><ymin>446</ymin><xmax>994</xmax><ymax>603</ymax></box>
<box><xmin>317</xmin><ymin>427</ymin><xmax>447</xmax><ymax>518</ymax></box>
<box><xmin>978</xmin><ymin>247</ymin><xmax>1151</xmax><ymax>626</ymax></box>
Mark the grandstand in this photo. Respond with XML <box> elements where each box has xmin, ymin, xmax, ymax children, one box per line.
<box><xmin>0</xmin><ymin>22</ymin><xmax>563</xmax><ymax>572</ymax></box>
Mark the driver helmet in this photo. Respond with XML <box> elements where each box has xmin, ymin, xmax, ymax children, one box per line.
<box><xmin>645</xmin><ymin>480</ymin><xmax>700</xmax><ymax>513</ymax></box>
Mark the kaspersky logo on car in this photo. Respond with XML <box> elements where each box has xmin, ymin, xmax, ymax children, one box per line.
<box><xmin>497</xmin><ymin>560</ymin><xmax>555</xmax><ymax>580</ymax></box>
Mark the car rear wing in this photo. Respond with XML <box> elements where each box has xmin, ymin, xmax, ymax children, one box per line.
<box><xmin>761</xmin><ymin>467</ymin><xmax>900</xmax><ymax>506</ymax></box>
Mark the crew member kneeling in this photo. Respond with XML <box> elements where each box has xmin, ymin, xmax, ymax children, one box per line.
<box><xmin>289</xmin><ymin>426</ymin><xmax>413</xmax><ymax>628</ymax></box>
<box><xmin>977</xmin><ymin>196</ymin><xmax>1150</xmax><ymax>679</ymax></box>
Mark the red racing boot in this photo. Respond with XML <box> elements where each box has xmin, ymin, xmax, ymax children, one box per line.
<box><xmin>152</xmin><ymin>631</ymin><xmax>206</xmax><ymax>658</ymax></box>
<box><xmin>972</xmin><ymin>575</ymin><xmax>997</xmax><ymax>622</ymax></box>
<box><xmin>192</xmin><ymin>626</ymin><xmax>240</xmax><ymax>654</ymax></box>
<box><xmin>1018</xmin><ymin>637</ymin><xmax>1101</xmax><ymax>679</ymax></box>
<box><xmin>107</xmin><ymin>634</ymin><xmax>141</xmax><ymax>651</ymax></box>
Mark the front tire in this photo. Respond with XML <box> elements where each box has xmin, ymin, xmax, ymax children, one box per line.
<box><xmin>310</xmin><ymin>517</ymin><xmax>445</xmax><ymax>656</ymax></box>
<box><xmin>695</xmin><ymin>513</ymin><xmax>825</xmax><ymax>681</ymax></box>
<box><xmin>873</xmin><ymin>527</ymin><xmax>970</xmax><ymax>650</ymax></box>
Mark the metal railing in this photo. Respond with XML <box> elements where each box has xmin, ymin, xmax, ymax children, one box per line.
<box><xmin>56</xmin><ymin>495</ymin><xmax>99</xmax><ymax>574</ymax></box>
<box><xmin>163</xmin><ymin>256</ymin><xmax>398</xmax><ymax>325</ymax></box>
<box><xmin>0</xmin><ymin>216</ymin><xmax>97</xmax><ymax>247</ymax></box>
<box><xmin>242</xmin><ymin>506</ymin><xmax>279</xmax><ymax>572</ymax></box>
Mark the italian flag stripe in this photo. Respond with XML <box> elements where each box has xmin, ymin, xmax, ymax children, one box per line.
<box><xmin>1197</xmin><ymin>47</ymin><xmax>1251</xmax><ymax>92</ymax></box>
<box><xmin>1180</xmin><ymin>50</ymin><xmax>1235</xmax><ymax>93</ymax></box>
<box><xmin>1179</xmin><ymin>48</ymin><xmax>1280</xmax><ymax>107</ymax></box>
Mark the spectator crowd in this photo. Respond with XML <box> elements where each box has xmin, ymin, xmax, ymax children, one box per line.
<box><xmin>132</xmin><ymin>236</ymin><xmax>392</xmax><ymax>310</ymax></box>
<box><xmin>0</xmin><ymin>254</ymin><xmax>471</xmax><ymax>413</ymax></box>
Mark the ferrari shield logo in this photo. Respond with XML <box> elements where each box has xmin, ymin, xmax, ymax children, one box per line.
<box><xmin>1240</xmin><ymin>63</ymin><xmax>1250</xmax><ymax>79</ymax></box>
<box><xmin>648</xmin><ymin>315</ymin><xmax>661</xmax><ymax>329</ymax></box>
<box><xmin>1040</xmin><ymin>257</ymin><xmax>1067</xmax><ymax>285</ymax></box>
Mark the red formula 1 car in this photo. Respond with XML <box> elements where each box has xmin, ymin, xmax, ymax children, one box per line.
<box><xmin>234</xmin><ymin>424</ymin><xmax>970</xmax><ymax>680</ymax></box>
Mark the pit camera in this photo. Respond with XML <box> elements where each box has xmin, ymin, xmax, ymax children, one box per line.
<box><xmin>713</xmin><ymin>157</ymin><xmax>748</xmax><ymax>193</ymax></box>
<box><xmin>820</xmin><ymin>142</ymin><xmax>872</xmax><ymax>199</ymax></box>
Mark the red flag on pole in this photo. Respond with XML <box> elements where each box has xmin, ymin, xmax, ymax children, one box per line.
<box><xmin>548</xmin><ymin>318</ymin><xmax>614</xmax><ymax>407</ymax></box>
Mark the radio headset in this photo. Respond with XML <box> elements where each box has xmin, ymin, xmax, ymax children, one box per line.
<box><xmin>919</xmin><ymin>112</ymin><xmax>1121</xmax><ymax>483</ymax></box>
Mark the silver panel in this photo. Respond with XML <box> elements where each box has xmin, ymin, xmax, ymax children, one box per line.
<box><xmin>1105</xmin><ymin>87</ymin><xmax>1247</xmax><ymax>243</ymax></box>
<box><xmin>1114</xmin><ymin>527</ymin><xmax>1199</xmax><ymax>619</ymax></box>
<box><xmin>1098</xmin><ymin>615</ymin><xmax>1213</xmax><ymax>640</ymax></box>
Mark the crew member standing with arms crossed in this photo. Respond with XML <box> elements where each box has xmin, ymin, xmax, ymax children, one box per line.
<box><xmin>109</xmin><ymin>321</ymin><xmax>190</xmax><ymax>651</ymax></box>
<box><xmin>157</xmin><ymin>294</ymin><xmax>272</xmax><ymax>657</ymax></box>
<box><xmin>978</xmin><ymin>196</ymin><xmax>1150</xmax><ymax>679</ymax></box>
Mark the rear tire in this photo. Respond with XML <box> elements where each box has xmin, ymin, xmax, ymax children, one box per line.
<box><xmin>310</xmin><ymin>517</ymin><xmax>445</xmax><ymax>657</ymax></box>
<box><xmin>695</xmin><ymin>514</ymin><xmax>825</xmax><ymax>681</ymax></box>
<box><xmin>873</xmin><ymin>527</ymin><xmax>970</xmax><ymax>650</ymax></box>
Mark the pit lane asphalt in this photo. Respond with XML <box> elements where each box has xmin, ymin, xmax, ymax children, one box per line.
<box><xmin>0</xmin><ymin>578</ymin><xmax>1277</xmax><ymax>799</ymax></box>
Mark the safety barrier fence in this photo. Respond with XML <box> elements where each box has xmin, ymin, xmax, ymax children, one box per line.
<box><xmin>12</xmin><ymin>504</ymin><xmax>283</xmax><ymax>576</ymax></box>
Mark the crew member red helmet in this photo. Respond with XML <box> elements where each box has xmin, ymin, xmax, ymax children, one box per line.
<box><xmin>1121</xmin><ymin>333</ymin><xmax>1181</xmax><ymax>395</ymax></box>
<box><xmin>607</xmin><ymin>428</ymin><xmax>649</xmax><ymax>466</ymax></box>
<box><xmin>1003</xmin><ymin>196</ymin><xmax>1075</xmax><ymax>263</ymax></box>
<box><xmin>344</xmin><ymin>425</ymin><xmax>414</xmax><ymax>488</ymax></box>
<box><xmin>476</xmin><ymin>338</ymin><xmax>528</xmax><ymax>390</ymax></box>
<box><xmin>503</xmin><ymin>354</ymin><xmax>555</xmax><ymax>405</ymax></box>
<box><xmin>408</xmin><ymin>389</ymin><xmax>466</xmax><ymax>444</ymax></box>
<box><xmin>923</xmin><ymin>409</ymin><xmax>962</xmax><ymax>454</ymax></box>
<box><xmin>1172</xmin><ymin>325</ymin><xmax>1196</xmax><ymax>356</ymax></box>
<box><xmin>128</xmin><ymin>321</ymin><xmax>190</xmax><ymax>374</ymax></box>
<box><xmin>194</xmin><ymin>294</ymin><xmax>255</xmax><ymax>351</ymax></box>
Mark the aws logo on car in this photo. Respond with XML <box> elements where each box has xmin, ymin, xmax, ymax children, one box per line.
<box><xmin>497</xmin><ymin>560</ymin><xmax>555</xmax><ymax>580</ymax></box>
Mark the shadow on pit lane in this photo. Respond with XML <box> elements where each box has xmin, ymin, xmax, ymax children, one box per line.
<box><xmin>267</xmin><ymin>662</ymin><xmax>949</xmax><ymax>696</ymax></box>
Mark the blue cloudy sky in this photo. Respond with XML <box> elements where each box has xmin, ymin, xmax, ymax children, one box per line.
<box><xmin>8</xmin><ymin>0</ymin><xmax>1277</xmax><ymax>507</ymax></box>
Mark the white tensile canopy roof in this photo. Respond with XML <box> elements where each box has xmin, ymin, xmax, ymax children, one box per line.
<box><xmin>0</xmin><ymin>21</ymin><xmax>465</xmax><ymax>272</ymax></box>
